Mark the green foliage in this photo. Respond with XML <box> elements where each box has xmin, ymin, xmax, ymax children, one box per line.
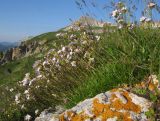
<box><xmin>65</xmin><ymin>27</ymin><xmax>160</xmax><ymax>108</ymax></box>
<box><xmin>1</xmin><ymin>27</ymin><xmax>160</xmax><ymax>120</ymax></box>
<box><xmin>145</xmin><ymin>108</ymin><xmax>155</xmax><ymax>120</ymax></box>
<box><xmin>149</xmin><ymin>93</ymin><xmax>158</xmax><ymax>102</ymax></box>
<box><xmin>0</xmin><ymin>56</ymin><xmax>36</xmax><ymax>85</ymax></box>
<box><xmin>133</xmin><ymin>88</ymin><xmax>147</xmax><ymax>95</ymax></box>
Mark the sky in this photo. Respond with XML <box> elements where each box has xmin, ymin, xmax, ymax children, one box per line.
<box><xmin>0</xmin><ymin>0</ymin><xmax>160</xmax><ymax>42</ymax></box>
<box><xmin>0</xmin><ymin>0</ymin><xmax>83</xmax><ymax>42</ymax></box>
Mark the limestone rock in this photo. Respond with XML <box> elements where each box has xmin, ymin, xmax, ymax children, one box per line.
<box><xmin>35</xmin><ymin>106</ymin><xmax>65</xmax><ymax>121</ymax></box>
<box><xmin>35</xmin><ymin>89</ymin><xmax>152</xmax><ymax>121</ymax></box>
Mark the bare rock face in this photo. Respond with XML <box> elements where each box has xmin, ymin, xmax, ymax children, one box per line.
<box><xmin>12</xmin><ymin>47</ymin><xmax>22</xmax><ymax>60</ymax></box>
<box><xmin>64</xmin><ymin>16</ymin><xmax>107</xmax><ymax>31</ymax></box>
<box><xmin>0</xmin><ymin>40</ymin><xmax>40</xmax><ymax>64</ymax></box>
<box><xmin>35</xmin><ymin>89</ymin><xmax>153</xmax><ymax>121</ymax></box>
<box><xmin>35</xmin><ymin>106</ymin><xmax>65</xmax><ymax>121</ymax></box>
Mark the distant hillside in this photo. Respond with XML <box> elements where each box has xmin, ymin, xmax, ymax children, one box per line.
<box><xmin>0</xmin><ymin>17</ymin><xmax>109</xmax><ymax>65</ymax></box>
<box><xmin>0</xmin><ymin>42</ymin><xmax>17</xmax><ymax>51</ymax></box>
<box><xmin>0</xmin><ymin>16</ymin><xmax>108</xmax><ymax>85</ymax></box>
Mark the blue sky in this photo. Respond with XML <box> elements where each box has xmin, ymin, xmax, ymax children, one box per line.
<box><xmin>0</xmin><ymin>0</ymin><xmax>83</xmax><ymax>42</ymax></box>
<box><xmin>0</xmin><ymin>0</ymin><xmax>160</xmax><ymax>42</ymax></box>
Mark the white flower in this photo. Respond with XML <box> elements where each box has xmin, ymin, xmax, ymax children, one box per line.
<box><xmin>26</xmin><ymin>94</ymin><xmax>30</xmax><ymax>100</ymax></box>
<box><xmin>69</xmin><ymin>51</ymin><xmax>73</xmax><ymax>56</ymax></box>
<box><xmin>24</xmin><ymin>89</ymin><xmax>29</xmax><ymax>94</ymax></box>
<box><xmin>84</xmin><ymin>52</ymin><xmax>90</xmax><ymax>58</ymax></box>
<box><xmin>95</xmin><ymin>36</ymin><xmax>101</xmax><ymax>41</ymax></box>
<box><xmin>145</xmin><ymin>18</ymin><xmax>152</xmax><ymax>22</ymax></box>
<box><xmin>29</xmin><ymin>78</ymin><xmax>36</xmax><ymax>86</ymax></box>
<box><xmin>140</xmin><ymin>16</ymin><xmax>147</xmax><ymax>22</ymax></box>
<box><xmin>15</xmin><ymin>93</ymin><xmax>21</xmax><ymax>104</ymax></box>
<box><xmin>89</xmin><ymin>58</ymin><xmax>94</xmax><ymax>63</ymax></box>
<box><xmin>9</xmin><ymin>88</ymin><xmax>14</xmax><ymax>92</ymax></box>
<box><xmin>75</xmin><ymin>48</ymin><xmax>81</xmax><ymax>53</ymax></box>
<box><xmin>21</xmin><ymin>73</ymin><xmax>30</xmax><ymax>86</ymax></box>
<box><xmin>21</xmin><ymin>104</ymin><xmax>25</xmax><ymax>109</ymax></box>
<box><xmin>62</xmin><ymin>47</ymin><xmax>66</xmax><ymax>52</ymax></box>
<box><xmin>52</xmin><ymin>57</ymin><xmax>56</xmax><ymax>61</ymax></box>
<box><xmin>24</xmin><ymin>114</ymin><xmax>32</xmax><ymax>121</ymax></box>
<box><xmin>70</xmin><ymin>34</ymin><xmax>76</xmax><ymax>39</ymax></box>
<box><xmin>148</xmin><ymin>2</ymin><xmax>156</xmax><ymax>9</ymax></box>
<box><xmin>57</xmin><ymin>50</ymin><xmax>62</xmax><ymax>54</ymax></box>
<box><xmin>56</xmin><ymin>33</ymin><xmax>61</xmax><ymax>37</ymax></box>
<box><xmin>121</xmin><ymin>7</ymin><xmax>127</xmax><ymax>13</ymax></box>
<box><xmin>35</xmin><ymin>85</ymin><xmax>40</xmax><ymax>89</ymax></box>
<box><xmin>67</xmin><ymin>54</ymin><xmax>72</xmax><ymax>60</ymax></box>
<box><xmin>37</xmin><ymin>75</ymin><xmax>43</xmax><ymax>78</ymax></box>
<box><xmin>42</xmin><ymin>60</ymin><xmax>48</xmax><ymax>66</ymax></box>
<box><xmin>112</xmin><ymin>10</ymin><xmax>119</xmax><ymax>18</ymax></box>
<box><xmin>117</xmin><ymin>19</ymin><xmax>124</xmax><ymax>24</ymax></box>
<box><xmin>118</xmin><ymin>24</ymin><xmax>123</xmax><ymax>29</ymax></box>
<box><xmin>71</xmin><ymin>61</ymin><xmax>76</xmax><ymax>67</ymax></box>
<box><xmin>82</xmin><ymin>40</ymin><xmax>87</xmax><ymax>45</ymax></box>
<box><xmin>35</xmin><ymin>109</ymin><xmax>39</xmax><ymax>115</ymax></box>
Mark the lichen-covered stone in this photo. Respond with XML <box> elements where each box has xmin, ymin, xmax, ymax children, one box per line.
<box><xmin>35</xmin><ymin>89</ymin><xmax>153</xmax><ymax>121</ymax></box>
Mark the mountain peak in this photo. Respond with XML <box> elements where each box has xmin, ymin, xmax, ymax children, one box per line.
<box><xmin>64</xmin><ymin>16</ymin><xmax>106</xmax><ymax>31</ymax></box>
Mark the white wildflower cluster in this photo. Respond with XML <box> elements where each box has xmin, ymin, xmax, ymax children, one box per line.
<box><xmin>21</xmin><ymin>73</ymin><xmax>30</xmax><ymax>86</ymax></box>
<box><xmin>24</xmin><ymin>114</ymin><xmax>32</xmax><ymax>121</ymax></box>
<box><xmin>56</xmin><ymin>32</ymin><xmax>67</xmax><ymax>38</ymax></box>
<box><xmin>140</xmin><ymin>16</ymin><xmax>152</xmax><ymax>23</ymax></box>
<box><xmin>111</xmin><ymin>2</ymin><xmax>128</xmax><ymax>28</ymax></box>
<box><xmin>13</xmin><ymin>25</ymin><xmax>101</xmax><ymax>113</ymax></box>
<box><xmin>15</xmin><ymin>93</ymin><xmax>21</xmax><ymax>104</ymax></box>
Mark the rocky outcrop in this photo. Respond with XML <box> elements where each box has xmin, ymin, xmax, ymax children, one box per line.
<box><xmin>0</xmin><ymin>39</ymin><xmax>45</xmax><ymax>65</ymax></box>
<box><xmin>35</xmin><ymin>75</ymin><xmax>160</xmax><ymax>121</ymax></box>
<box><xmin>35</xmin><ymin>89</ymin><xmax>152</xmax><ymax>121</ymax></box>
<box><xmin>64</xmin><ymin>16</ymin><xmax>110</xmax><ymax>31</ymax></box>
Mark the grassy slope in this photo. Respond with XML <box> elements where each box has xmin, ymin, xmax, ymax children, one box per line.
<box><xmin>66</xmin><ymin>27</ymin><xmax>160</xmax><ymax>108</ymax></box>
<box><xmin>0</xmin><ymin>31</ymin><xmax>61</xmax><ymax>86</ymax></box>
<box><xmin>0</xmin><ymin>27</ymin><xmax>160</xmax><ymax>120</ymax></box>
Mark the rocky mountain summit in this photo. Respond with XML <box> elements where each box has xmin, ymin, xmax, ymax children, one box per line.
<box><xmin>35</xmin><ymin>75</ymin><xmax>160</xmax><ymax>121</ymax></box>
<box><xmin>64</xmin><ymin>16</ymin><xmax>110</xmax><ymax>31</ymax></box>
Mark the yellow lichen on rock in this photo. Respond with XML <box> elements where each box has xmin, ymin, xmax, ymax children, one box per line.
<box><xmin>92</xmin><ymin>90</ymin><xmax>141</xmax><ymax>121</ymax></box>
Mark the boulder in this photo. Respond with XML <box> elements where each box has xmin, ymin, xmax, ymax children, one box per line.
<box><xmin>35</xmin><ymin>88</ymin><xmax>153</xmax><ymax>121</ymax></box>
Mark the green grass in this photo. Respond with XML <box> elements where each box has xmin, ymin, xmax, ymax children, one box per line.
<box><xmin>65</xmin><ymin>27</ymin><xmax>160</xmax><ymax>108</ymax></box>
<box><xmin>0</xmin><ymin>27</ymin><xmax>160</xmax><ymax>121</ymax></box>
<box><xmin>0</xmin><ymin>56</ymin><xmax>36</xmax><ymax>85</ymax></box>
<box><xmin>0</xmin><ymin>30</ymin><xmax>68</xmax><ymax>86</ymax></box>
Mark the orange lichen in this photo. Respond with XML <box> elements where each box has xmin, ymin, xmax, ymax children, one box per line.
<box><xmin>110</xmin><ymin>93</ymin><xmax>117</xmax><ymax>102</ymax></box>
<box><xmin>59</xmin><ymin>90</ymin><xmax>142</xmax><ymax>121</ymax></box>
<box><xmin>111</xmin><ymin>91</ymin><xmax>141</xmax><ymax>113</ymax></box>
<box><xmin>148</xmin><ymin>82</ymin><xmax>157</xmax><ymax>91</ymax></box>
<box><xmin>110</xmin><ymin>88</ymin><xmax>120</xmax><ymax>92</ymax></box>
<box><xmin>92</xmin><ymin>97</ymin><xmax>133</xmax><ymax>121</ymax></box>
<box><xmin>140</xmin><ymin>81</ymin><xmax>147</xmax><ymax>88</ymax></box>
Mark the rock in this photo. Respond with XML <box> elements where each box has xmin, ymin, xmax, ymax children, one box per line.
<box><xmin>0</xmin><ymin>39</ymin><xmax>40</xmax><ymax>65</ymax></box>
<box><xmin>64</xmin><ymin>16</ymin><xmax>107</xmax><ymax>31</ymax></box>
<box><xmin>35</xmin><ymin>89</ymin><xmax>152</xmax><ymax>121</ymax></box>
<box><xmin>12</xmin><ymin>47</ymin><xmax>22</xmax><ymax>60</ymax></box>
<box><xmin>35</xmin><ymin>106</ymin><xmax>65</xmax><ymax>121</ymax></box>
